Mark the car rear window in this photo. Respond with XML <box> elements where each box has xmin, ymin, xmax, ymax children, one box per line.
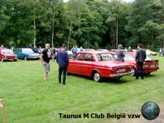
<box><xmin>124</xmin><ymin>53</ymin><xmax>135</xmax><ymax>60</ymax></box>
<box><xmin>96</xmin><ymin>53</ymin><xmax>115</xmax><ymax>61</ymax></box>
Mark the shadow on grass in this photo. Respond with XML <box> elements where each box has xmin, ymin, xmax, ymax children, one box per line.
<box><xmin>67</xmin><ymin>74</ymin><xmax>132</xmax><ymax>85</ymax></box>
<box><xmin>144</xmin><ymin>74</ymin><xmax>157</xmax><ymax>78</ymax></box>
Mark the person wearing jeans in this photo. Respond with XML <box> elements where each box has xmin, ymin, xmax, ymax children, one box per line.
<box><xmin>135</xmin><ymin>44</ymin><xmax>146</xmax><ymax>79</ymax></box>
<box><xmin>56</xmin><ymin>44</ymin><xmax>69</xmax><ymax>85</ymax></box>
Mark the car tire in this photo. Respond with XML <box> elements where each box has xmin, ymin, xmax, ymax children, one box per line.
<box><xmin>114</xmin><ymin>76</ymin><xmax>121</xmax><ymax>81</ymax></box>
<box><xmin>130</xmin><ymin>67</ymin><xmax>136</xmax><ymax>76</ymax></box>
<box><xmin>24</xmin><ymin>56</ymin><xmax>27</xmax><ymax>61</ymax></box>
<box><xmin>93</xmin><ymin>72</ymin><xmax>102</xmax><ymax>82</ymax></box>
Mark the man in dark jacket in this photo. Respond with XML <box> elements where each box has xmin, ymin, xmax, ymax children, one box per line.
<box><xmin>135</xmin><ymin>44</ymin><xmax>146</xmax><ymax>79</ymax></box>
<box><xmin>116</xmin><ymin>44</ymin><xmax>125</xmax><ymax>62</ymax></box>
<box><xmin>56</xmin><ymin>44</ymin><xmax>69</xmax><ymax>85</ymax></box>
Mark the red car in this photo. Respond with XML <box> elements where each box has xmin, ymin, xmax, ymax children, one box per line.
<box><xmin>113</xmin><ymin>52</ymin><xmax>159</xmax><ymax>75</ymax></box>
<box><xmin>0</xmin><ymin>48</ymin><xmax>17</xmax><ymax>62</ymax></box>
<box><xmin>67</xmin><ymin>51</ymin><xmax>133</xmax><ymax>82</ymax></box>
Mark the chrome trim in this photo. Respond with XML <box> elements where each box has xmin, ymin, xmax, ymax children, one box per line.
<box><xmin>110</xmin><ymin>71</ymin><xmax>133</xmax><ymax>77</ymax></box>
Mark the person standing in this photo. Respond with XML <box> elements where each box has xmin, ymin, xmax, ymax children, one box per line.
<box><xmin>38</xmin><ymin>46</ymin><xmax>42</xmax><ymax>54</ymax></box>
<box><xmin>74</xmin><ymin>46</ymin><xmax>78</xmax><ymax>55</ymax></box>
<box><xmin>116</xmin><ymin>44</ymin><xmax>125</xmax><ymax>62</ymax></box>
<box><xmin>40</xmin><ymin>43</ymin><xmax>51</xmax><ymax>81</ymax></box>
<box><xmin>33</xmin><ymin>46</ymin><xmax>38</xmax><ymax>53</ymax></box>
<box><xmin>71</xmin><ymin>46</ymin><xmax>75</xmax><ymax>56</ymax></box>
<box><xmin>56</xmin><ymin>44</ymin><xmax>69</xmax><ymax>85</ymax></box>
<box><xmin>159</xmin><ymin>48</ymin><xmax>162</xmax><ymax>56</ymax></box>
<box><xmin>127</xmin><ymin>46</ymin><xmax>133</xmax><ymax>52</ymax></box>
<box><xmin>135</xmin><ymin>44</ymin><xmax>146</xmax><ymax>80</ymax></box>
<box><xmin>80</xmin><ymin>46</ymin><xmax>84</xmax><ymax>51</ymax></box>
<box><xmin>50</xmin><ymin>46</ymin><xmax>56</xmax><ymax>62</ymax></box>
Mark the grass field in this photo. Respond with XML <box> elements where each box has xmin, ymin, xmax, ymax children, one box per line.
<box><xmin>0</xmin><ymin>56</ymin><xmax>164</xmax><ymax>123</ymax></box>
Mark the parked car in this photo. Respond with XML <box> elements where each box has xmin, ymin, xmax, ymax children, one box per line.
<box><xmin>145</xmin><ymin>49</ymin><xmax>157</xmax><ymax>56</ymax></box>
<box><xmin>0</xmin><ymin>48</ymin><xmax>17</xmax><ymax>62</ymax></box>
<box><xmin>67</xmin><ymin>51</ymin><xmax>73</xmax><ymax>59</ymax></box>
<box><xmin>97</xmin><ymin>49</ymin><xmax>108</xmax><ymax>51</ymax></box>
<box><xmin>109</xmin><ymin>49</ymin><xmax>127</xmax><ymax>52</ymax></box>
<box><xmin>67</xmin><ymin>51</ymin><xmax>133</xmax><ymax>82</ymax></box>
<box><xmin>14</xmin><ymin>48</ymin><xmax>40</xmax><ymax>60</ymax></box>
<box><xmin>112</xmin><ymin>52</ymin><xmax>159</xmax><ymax>76</ymax></box>
<box><xmin>85</xmin><ymin>49</ymin><xmax>95</xmax><ymax>51</ymax></box>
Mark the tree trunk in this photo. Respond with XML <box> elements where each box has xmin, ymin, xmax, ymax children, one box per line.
<box><xmin>51</xmin><ymin>10</ymin><xmax>55</xmax><ymax>47</ymax></box>
<box><xmin>116</xmin><ymin>18</ymin><xmax>118</xmax><ymax>47</ymax></box>
<box><xmin>33</xmin><ymin>3</ymin><xmax>36</xmax><ymax>47</ymax></box>
<box><xmin>34</xmin><ymin>18</ymin><xmax>36</xmax><ymax>47</ymax></box>
<box><xmin>67</xmin><ymin>21</ymin><xmax>72</xmax><ymax>50</ymax></box>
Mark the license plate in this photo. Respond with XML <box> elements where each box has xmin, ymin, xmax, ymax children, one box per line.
<box><xmin>117</xmin><ymin>69</ymin><xmax>126</xmax><ymax>73</ymax></box>
<box><xmin>144</xmin><ymin>65</ymin><xmax>149</xmax><ymax>67</ymax></box>
<box><xmin>150</xmin><ymin>65</ymin><xmax>155</xmax><ymax>68</ymax></box>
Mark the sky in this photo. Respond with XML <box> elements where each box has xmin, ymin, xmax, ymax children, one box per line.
<box><xmin>63</xmin><ymin>0</ymin><xmax>134</xmax><ymax>3</ymax></box>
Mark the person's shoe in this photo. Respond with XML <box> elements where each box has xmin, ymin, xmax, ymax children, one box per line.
<box><xmin>44</xmin><ymin>78</ymin><xmax>49</xmax><ymax>82</ymax></box>
<box><xmin>63</xmin><ymin>83</ymin><xmax>66</xmax><ymax>85</ymax></box>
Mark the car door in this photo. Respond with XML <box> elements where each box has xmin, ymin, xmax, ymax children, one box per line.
<box><xmin>70</xmin><ymin>53</ymin><xmax>83</xmax><ymax>74</ymax></box>
<box><xmin>81</xmin><ymin>53</ymin><xmax>94</xmax><ymax>76</ymax></box>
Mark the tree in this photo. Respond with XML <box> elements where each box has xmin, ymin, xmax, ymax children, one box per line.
<box><xmin>66</xmin><ymin>0</ymin><xmax>84</xmax><ymax>49</ymax></box>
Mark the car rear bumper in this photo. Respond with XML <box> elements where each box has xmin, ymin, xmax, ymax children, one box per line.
<box><xmin>3</xmin><ymin>58</ymin><xmax>17</xmax><ymax>61</ymax></box>
<box><xmin>110</xmin><ymin>71</ymin><xmax>133</xmax><ymax>78</ymax></box>
<box><xmin>28</xmin><ymin>57</ymin><xmax>39</xmax><ymax>59</ymax></box>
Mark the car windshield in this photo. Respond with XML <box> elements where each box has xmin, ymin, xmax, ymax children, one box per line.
<box><xmin>1</xmin><ymin>50</ymin><xmax>13</xmax><ymax>54</ymax></box>
<box><xmin>22</xmin><ymin>49</ymin><xmax>34</xmax><ymax>54</ymax></box>
<box><xmin>96</xmin><ymin>53</ymin><xmax>115</xmax><ymax>61</ymax></box>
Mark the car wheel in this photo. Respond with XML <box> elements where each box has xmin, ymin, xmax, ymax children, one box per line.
<box><xmin>130</xmin><ymin>67</ymin><xmax>136</xmax><ymax>76</ymax></box>
<box><xmin>24</xmin><ymin>56</ymin><xmax>27</xmax><ymax>61</ymax></box>
<box><xmin>93</xmin><ymin>72</ymin><xmax>102</xmax><ymax>82</ymax></box>
<box><xmin>114</xmin><ymin>76</ymin><xmax>121</xmax><ymax>81</ymax></box>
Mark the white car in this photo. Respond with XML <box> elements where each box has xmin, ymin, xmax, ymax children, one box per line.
<box><xmin>146</xmin><ymin>49</ymin><xmax>157</xmax><ymax>56</ymax></box>
<box><xmin>67</xmin><ymin>51</ymin><xmax>73</xmax><ymax>59</ymax></box>
<box><xmin>97</xmin><ymin>49</ymin><xmax>108</xmax><ymax>51</ymax></box>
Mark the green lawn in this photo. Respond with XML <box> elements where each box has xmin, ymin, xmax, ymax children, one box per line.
<box><xmin>0</xmin><ymin>56</ymin><xmax>164</xmax><ymax>123</ymax></box>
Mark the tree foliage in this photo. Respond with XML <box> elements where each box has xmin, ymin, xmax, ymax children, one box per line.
<box><xmin>0</xmin><ymin>0</ymin><xmax>164</xmax><ymax>49</ymax></box>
